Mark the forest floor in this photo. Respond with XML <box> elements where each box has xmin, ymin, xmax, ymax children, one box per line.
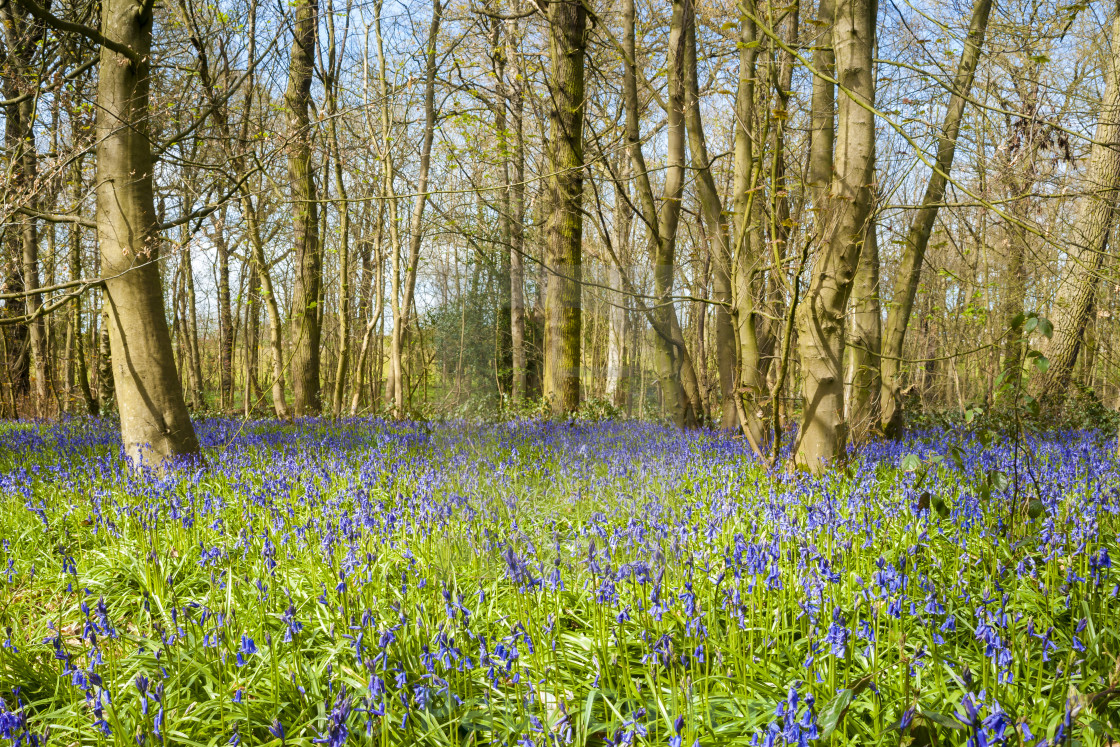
<box><xmin>0</xmin><ymin>418</ymin><xmax>1118</xmax><ymax>745</ymax></box>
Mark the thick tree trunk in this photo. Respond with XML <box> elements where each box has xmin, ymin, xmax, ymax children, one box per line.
<box><xmin>287</xmin><ymin>0</ymin><xmax>321</xmax><ymax>416</ymax></box>
<box><xmin>1038</xmin><ymin>15</ymin><xmax>1120</xmax><ymax>400</ymax></box>
<box><xmin>879</xmin><ymin>0</ymin><xmax>991</xmax><ymax>435</ymax></box>
<box><xmin>94</xmin><ymin>0</ymin><xmax>199</xmax><ymax>464</ymax></box>
<box><xmin>618</xmin><ymin>0</ymin><xmax>698</xmax><ymax>426</ymax></box>
<box><xmin>543</xmin><ymin>0</ymin><xmax>586</xmax><ymax>415</ymax></box>
<box><xmin>649</xmin><ymin>0</ymin><xmax>691</xmax><ymax>427</ymax></box>
<box><xmin>794</xmin><ymin>0</ymin><xmax>876</xmax><ymax>471</ymax></box>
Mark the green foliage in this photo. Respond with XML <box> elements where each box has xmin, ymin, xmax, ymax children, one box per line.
<box><xmin>1</xmin><ymin>419</ymin><xmax>1119</xmax><ymax>745</ymax></box>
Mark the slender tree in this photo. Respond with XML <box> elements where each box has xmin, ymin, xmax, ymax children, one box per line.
<box><xmin>287</xmin><ymin>0</ymin><xmax>322</xmax><ymax>416</ymax></box>
<box><xmin>879</xmin><ymin>0</ymin><xmax>993</xmax><ymax>435</ymax></box>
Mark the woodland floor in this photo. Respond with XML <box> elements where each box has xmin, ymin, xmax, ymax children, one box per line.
<box><xmin>0</xmin><ymin>418</ymin><xmax>1118</xmax><ymax>745</ymax></box>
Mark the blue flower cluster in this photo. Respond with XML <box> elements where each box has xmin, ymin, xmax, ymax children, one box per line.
<box><xmin>0</xmin><ymin>418</ymin><xmax>1116</xmax><ymax>745</ymax></box>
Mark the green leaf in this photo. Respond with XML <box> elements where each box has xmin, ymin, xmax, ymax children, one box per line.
<box><xmin>901</xmin><ymin>454</ymin><xmax>922</xmax><ymax>472</ymax></box>
<box><xmin>919</xmin><ymin>708</ymin><xmax>964</xmax><ymax>731</ymax></box>
<box><xmin>932</xmin><ymin>495</ymin><xmax>950</xmax><ymax>517</ymax></box>
<box><xmin>818</xmin><ymin>688</ymin><xmax>855</xmax><ymax>739</ymax></box>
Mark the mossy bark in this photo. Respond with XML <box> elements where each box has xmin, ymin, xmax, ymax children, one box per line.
<box><xmin>287</xmin><ymin>0</ymin><xmax>322</xmax><ymax>416</ymax></box>
<box><xmin>543</xmin><ymin>0</ymin><xmax>586</xmax><ymax>415</ymax></box>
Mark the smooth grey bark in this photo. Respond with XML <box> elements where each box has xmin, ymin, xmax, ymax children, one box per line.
<box><xmin>95</xmin><ymin>0</ymin><xmax>199</xmax><ymax>465</ymax></box>
<box><xmin>794</xmin><ymin>0</ymin><xmax>876</xmax><ymax>471</ymax></box>
<box><xmin>98</xmin><ymin>301</ymin><xmax>113</xmax><ymax>414</ymax></box>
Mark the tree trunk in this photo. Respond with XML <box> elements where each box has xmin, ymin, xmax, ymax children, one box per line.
<box><xmin>181</xmin><ymin>240</ymin><xmax>205</xmax><ymax>408</ymax></box>
<box><xmin>0</xmin><ymin>2</ymin><xmax>50</xmax><ymax>417</ymax></box>
<box><xmin>509</xmin><ymin>13</ymin><xmax>527</xmax><ymax>403</ymax></box>
<box><xmin>542</xmin><ymin>0</ymin><xmax>586</xmax><ymax>415</ymax></box>
<box><xmin>243</xmin><ymin>252</ymin><xmax>261</xmax><ymax>416</ymax></box>
<box><xmin>214</xmin><ymin>211</ymin><xmax>235</xmax><ymax>410</ymax></box>
<box><xmin>606</xmin><ymin>157</ymin><xmax>631</xmax><ymax>406</ymax></box>
<box><xmin>794</xmin><ymin>0</ymin><xmax>876</xmax><ymax>471</ymax></box>
<box><xmin>683</xmin><ymin>4</ymin><xmax>737</xmax><ymax>430</ymax></box>
<box><xmin>384</xmin><ymin>0</ymin><xmax>440</xmax><ymax>416</ymax></box>
<box><xmin>490</xmin><ymin>11</ymin><xmax>514</xmax><ymax>399</ymax></box>
<box><xmin>97</xmin><ymin>300</ymin><xmax>113</xmax><ymax>414</ymax></box>
<box><xmin>1037</xmin><ymin>15</ymin><xmax>1120</xmax><ymax>401</ymax></box>
<box><xmin>68</xmin><ymin>212</ymin><xmax>97</xmax><ymax>416</ymax></box>
<box><xmin>287</xmin><ymin>0</ymin><xmax>321</xmax><ymax>416</ymax></box>
<box><xmin>351</xmin><ymin>206</ymin><xmax>386</xmax><ymax>415</ymax></box>
<box><xmin>618</xmin><ymin>0</ymin><xmax>698</xmax><ymax>426</ymax></box>
<box><xmin>325</xmin><ymin>5</ymin><xmax>352</xmax><ymax>416</ymax></box>
<box><xmin>878</xmin><ymin>0</ymin><xmax>991</xmax><ymax>434</ymax></box>
<box><xmin>845</xmin><ymin>208</ymin><xmax>880</xmax><ymax>441</ymax></box>
<box><xmin>649</xmin><ymin>0</ymin><xmax>691</xmax><ymax>427</ymax></box>
<box><xmin>731</xmin><ymin>0</ymin><xmax>768</xmax><ymax>444</ymax></box>
<box><xmin>93</xmin><ymin>0</ymin><xmax>199</xmax><ymax>463</ymax></box>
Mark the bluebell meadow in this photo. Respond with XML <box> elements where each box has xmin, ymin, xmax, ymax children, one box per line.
<box><xmin>0</xmin><ymin>418</ymin><xmax>1116</xmax><ymax>745</ymax></box>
